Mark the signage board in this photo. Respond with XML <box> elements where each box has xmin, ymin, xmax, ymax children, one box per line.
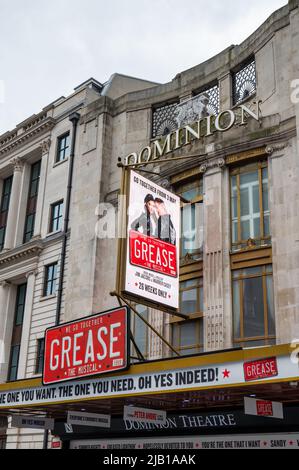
<box><xmin>11</xmin><ymin>415</ymin><xmax>54</xmax><ymax>430</ymax></box>
<box><xmin>43</xmin><ymin>306</ymin><xmax>130</xmax><ymax>385</ymax></box>
<box><xmin>244</xmin><ymin>397</ymin><xmax>284</xmax><ymax>419</ymax></box>
<box><xmin>67</xmin><ymin>411</ymin><xmax>111</xmax><ymax>428</ymax></box>
<box><xmin>123</xmin><ymin>406</ymin><xmax>166</xmax><ymax>425</ymax></box>
<box><xmin>243</xmin><ymin>357</ymin><xmax>278</xmax><ymax>381</ymax></box>
<box><xmin>121</xmin><ymin>170</ymin><xmax>180</xmax><ymax>311</ymax></box>
<box><xmin>70</xmin><ymin>433</ymin><xmax>299</xmax><ymax>449</ymax></box>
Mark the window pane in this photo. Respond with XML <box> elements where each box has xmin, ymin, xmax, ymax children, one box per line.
<box><xmin>253</xmin><ymin>216</ymin><xmax>260</xmax><ymax>238</ymax></box>
<box><xmin>240</xmin><ymin>171</ymin><xmax>258</xmax><ymax>186</ymax></box>
<box><xmin>181</xmin><ymin>288</ymin><xmax>197</xmax><ymax>314</ymax></box>
<box><xmin>180</xmin><ymin>322</ymin><xmax>197</xmax><ymax>346</ymax></box>
<box><xmin>264</xmin><ymin>214</ymin><xmax>270</xmax><ymax>237</ymax></box>
<box><xmin>266</xmin><ymin>275</ymin><xmax>275</xmax><ymax>336</ymax></box>
<box><xmin>241</xmin><ymin>219</ymin><xmax>250</xmax><ymax>240</ymax></box>
<box><xmin>243</xmin><ymin>276</ymin><xmax>265</xmax><ymax>338</ymax></box>
<box><xmin>233</xmin><ymin>280</ymin><xmax>241</xmax><ymax>338</ymax></box>
<box><xmin>8</xmin><ymin>345</ymin><xmax>20</xmax><ymax>382</ymax></box>
<box><xmin>15</xmin><ymin>284</ymin><xmax>27</xmax><ymax>325</ymax></box>
<box><xmin>252</xmin><ymin>184</ymin><xmax>260</xmax><ymax>214</ymax></box>
<box><xmin>240</xmin><ymin>186</ymin><xmax>250</xmax><ymax>216</ymax></box>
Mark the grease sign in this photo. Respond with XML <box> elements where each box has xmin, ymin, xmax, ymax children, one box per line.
<box><xmin>43</xmin><ymin>307</ymin><xmax>129</xmax><ymax>385</ymax></box>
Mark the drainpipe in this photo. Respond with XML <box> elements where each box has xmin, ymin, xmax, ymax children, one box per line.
<box><xmin>42</xmin><ymin>112</ymin><xmax>80</xmax><ymax>450</ymax></box>
<box><xmin>55</xmin><ymin>111</ymin><xmax>80</xmax><ymax>326</ymax></box>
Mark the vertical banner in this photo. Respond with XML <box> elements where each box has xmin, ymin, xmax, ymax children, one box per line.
<box><xmin>123</xmin><ymin>170</ymin><xmax>180</xmax><ymax>310</ymax></box>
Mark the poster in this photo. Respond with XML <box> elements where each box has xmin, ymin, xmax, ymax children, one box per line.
<box><xmin>124</xmin><ymin>170</ymin><xmax>180</xmax><ymax>310</ymax></box>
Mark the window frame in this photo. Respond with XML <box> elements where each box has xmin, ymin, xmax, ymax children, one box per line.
<box><xmin>49</xmin><ymin>200</ymin><xmax>64</xmax><ymax>233</ymax></box>
<box><xmin>43</xmin><ymin>263</ymin><xmax>58</xmax><ymax>297</ymax></box>
<box><xmin>23</xmin><ymin>160</ymin><xmax>41</xmax><ymax>243</ymax></box>
<box><xmin>232</xmin><ymin>264</ymin><xmax>275</xmax><ymax>347</ymax></box>
<box><xmin>56</xmin><ymin>132</ymin><xmax>70</xmax><ymax>163</ymax></box>
<box><xmin>35</xmin><ymin>338</ymin><xmax>45</xmax><ymax>375</ymax></box>
<box><xmin>230</xmin><ymin>160</ymin><xmax>270</xmax><ymax>251</ymax></box>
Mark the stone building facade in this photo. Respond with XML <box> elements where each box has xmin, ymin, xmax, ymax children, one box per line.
<box><xmin>0</xmin><ymin>0</ymin><xmax>299</xmax><ymax>448</ymax></box>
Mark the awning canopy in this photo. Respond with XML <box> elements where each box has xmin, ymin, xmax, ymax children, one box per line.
<box><xmin>0</xmin><ymin>344</ymin><xmax>298</xmax><ymax>419</ymax></box>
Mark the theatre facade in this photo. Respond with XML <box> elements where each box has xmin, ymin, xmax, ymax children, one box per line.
<box><xmin>0</xmin><ymin>0</ymin><xmax>299</xmax><ymax>449</ymax></box>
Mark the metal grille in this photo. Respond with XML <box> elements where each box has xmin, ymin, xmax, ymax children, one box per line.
<box><xmin>233</xmin><ymin>59</ymin><xmax>256</xmax><ymax>105</ymax></box>
<box><xmin>152</xmin><ymin>102</ymin><xmax>179</xmax><ymax>138</ymax></box>
<box><xmin>195</xmin><ymin>84</ymin><xmax>219</xmax><ymax>115</ymax></box>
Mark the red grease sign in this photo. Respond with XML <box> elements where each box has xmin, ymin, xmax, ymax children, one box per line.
<box><xmin>243</xmin><ymin>357</ymin><xmax>278</xmax><ymax>382</ymax></box>
<box><xmin>129</xmin><ymin>230</ymin><xmax>177</xmax><ymax>277</ymax></box>
<box><xmin>43</xmin><ymin>307</ymin><xmax>129</xmax><ymax>385</ymax></box>
<box><xmin>256</xmin><ymin>400</ymin><xmax>273</xmax><ymax>416</ymax></box>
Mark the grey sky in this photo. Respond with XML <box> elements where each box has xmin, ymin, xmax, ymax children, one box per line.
<box><xmin>0</xmin><ymin>0</ymin><xmax>287</xmax><ymax>135</ymax></box>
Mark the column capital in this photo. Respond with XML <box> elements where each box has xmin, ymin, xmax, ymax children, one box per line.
<box><xmin>200</xmin><ymin>157</ymin><xmax>226</xmax><ymax>174</ymax></box>
<box><xmin>0</xmin><ymin>280</ymin><xmax>10</xmax><ymax>288</ymax></box>
<box><xmin>40</xmin><ymin>138</ymin><xmax>51</xmax><ymax>155</ymax></box>
<box><xmin>10</xmin><ymin>157</ymin><xmax>24</xmax><ymax>172</ymax></box>
<box><xmin>25</xmin><ymin>269</ymin><xmax>38</xmax><ymax>280</ymax></box>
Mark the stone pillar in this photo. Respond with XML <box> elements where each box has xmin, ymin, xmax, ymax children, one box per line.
<box><xmin>33</xmin><ymin>138</ymin><xmax>51</xmax><ymax>238</ymax></box>
<box><xmin>201</xmin><ymin>157</ymin><xmax>231</xmax><ymax>351</ymax></box>
<box><xmin>0</xmin><ymin>281</ymin><xmax>14</xmax><ymax>382</ymax></box>
<box><xmin>219</xmin><ymin>72</ymin><xmax>232</xmax><ymax>111</ymax></box>
<box><xmin>3</xmin><ymin>157</ymin><xmax>24</xmax><ymax>250</ymax></box>
<box><xmin>18</xmin><ymin>271</ymin><xmax>37</xmax><ymax>379</ymax></box>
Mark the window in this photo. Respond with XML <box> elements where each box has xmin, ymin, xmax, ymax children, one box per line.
<box><xmin>176</xmin><ymin>178</ymin><xmax>203</xmax><ymax>259</ymax></box>
<box><xmin>232</xmin><ymin>265</ymin><xmax>275</xmax><ymax>347</ymax></box>
<box><xmin>56</xmin><ymin>133</ymin><xmax>70</xmax><ymax>163</ymax></box>
<box><xmin>232</xmin><ymin>58</ymin><xmax>256</xmax><ymax>105</ymax></box>
<box><xmin>44</xmin><ymin>263</ymin><xmax>58</xmax><ymax>296</ymax></box>
<box><xmin>230</xmin><ymin>162</ymin><xmax>270</xmax><ymax>251</ymax></box>
<box><xmin>0</xmin><ymin>436</ymin><xmax>6</xmax><ymax>449</ymax></box>
<box><xmin>171</xmin><ymin>277</ymin><xmax>204</xmax><ymax>356</ymax></box>
<box><xmin>133</xmin><ymin>304</ymin><xmax>149</xmax><ymax>359</ymax></box>
<box><xmin>23</xmin><ymin>160</ymin><xmax>41</xmax><ymax>243</ymax></box>
<box><xmin>50</xmin><ymin>201</ymin><xmax>63</xmax><ymax>233</ymax></box>
<box><xmin>152</xmin><ymin>101</ymin><xmax>179</xmax><ymax>138</ymax></box>
<box><xmin>194</xmin><ymin>83</ymin><xmax>219</xmax><ymax>115</ymax></box>
<box><xmin>7</xmin><ymin>283</ymin><xmax>27</xmax><ymax>382</ymax></box>
<box><xmin>35</xmin><ymin>338</ymin><xmax>45</xmax><ymax>374</ymax></box>
<box><xmin>0</xmin><ymin>175</ymin><xmax>13</xmax><ymax>251</ymax></box>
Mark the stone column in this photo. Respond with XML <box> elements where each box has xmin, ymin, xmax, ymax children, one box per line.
<box><xmin>33</xmin><ymin>138</ymin><xmax>51</xmax><ymax>238</ymax></box>
<box><xmin>201</xmin><ymin>157</ymin><xmax>232</xmax><ymax>351</ymax></box>
<box><xmin>17</xmin><ymin>271</ymin><xmax>37</xmax><ymax>379</ymax></box>
<box><xmin>0</xmin><ymin>281</ymin><xmax>14</xmax><ymax>382</ymax></box>
<box><xmin>219</xmin><ymin>72</ymin><xmax>232</xmax><ymax>112</ymax></box>
<box><xmin>3</xmin><ymin>157</ymin><xmax>24</xmax><ymax>250</ymax></box>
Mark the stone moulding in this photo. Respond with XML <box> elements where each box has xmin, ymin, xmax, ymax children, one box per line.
<box><xmin>199</xmin><ymin>158</ymin><xmax>226</xmax><ymax>173</ymax></box>
<box><xmin>0</xmin><ymin>240</ymin><xmax>43</xmax><ymax>266</ymax></box>
<box><xmin>0</xmin><ymin>117</ymin><xmax>56</xmax><ymax>157</ymax></box>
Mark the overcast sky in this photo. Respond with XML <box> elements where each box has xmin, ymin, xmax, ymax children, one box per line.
<box><xmin>0</xmin><ymin>0</ymin><xmax>287</xmax><ymax>135</ymax></box>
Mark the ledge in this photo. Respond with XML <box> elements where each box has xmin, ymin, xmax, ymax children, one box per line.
<box><xmin>0</xmin><ymin>239</ymin><xmax>44</xmax><ymax>266</ymax></box>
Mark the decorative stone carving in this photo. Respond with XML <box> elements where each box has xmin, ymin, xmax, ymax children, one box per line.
<box><xmin>175</xmin><ymin>94</ymin><xmax>209</xmax><ymax>128</ymax></box>
<box><xmin>10</xmin><ymin>157</ymin><xmax>24</xmax><ymax>172</ymax></box>
<box><xmin>265</xmin><ymin>142</ymin><xmax>289</xmax><ymax>155</ymax></box>
<box><xmin>40</xmin><ymin>138</ymin><xmax>51</xmax><ymax>155</ymax></box>
<box><xmin>200</xmin><ymin>157</ymin><xmax>225</xmax><ymax>173</ymax></box>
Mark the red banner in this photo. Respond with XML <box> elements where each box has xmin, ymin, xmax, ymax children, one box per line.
<box><xmin>243</xmin><ymin>357</ymin><xmax>278</xmax><ymax>381</ymax></box>
<box><xmin>256</xmin><ymin>400</ymin><xmax>274</xmax><ymax>416</ymax></box>
<box><xmin>129</xmin><ymin>230</ymin><xmax>177</xmax><ymax>277</ymax></box>
<box><xmin>43</xmin><ymin>307</ymin><xmax>129</xmax><ymax>385</ymax></box>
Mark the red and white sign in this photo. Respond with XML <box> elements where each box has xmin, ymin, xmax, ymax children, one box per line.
<box><xmin>244</xmin><ymin>397</ymin><xmax>284</xmax><ymax>419</ymax></box>
<box><xmin>129</xmin><ymin>231</ymin><xmax>177</xmax><ymax>277</ymax></box>
<box><xmin>43</xmin><ymin>307</ymin><xmax>129</xmax><ymax>385</ymax></box>
<box><xmin>123</xmin><ymin>406</ymin><xmax>167</xmax><ymax>425</ymax></box>
<box><xmin>243</xmin><ymin>357</ymin><xmax>278</xmax><ymax>381</ymax></box>
<box><xmin>125</xmin><ymin>170</ymin><xmax>180</xmax><ymax>309</ymax></box>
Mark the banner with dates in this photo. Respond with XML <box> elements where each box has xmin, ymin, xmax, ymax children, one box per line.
<box><xmin>124</xmin><ymin>170</ymin><xmax>180</xmax><ymax>310</ymax></box>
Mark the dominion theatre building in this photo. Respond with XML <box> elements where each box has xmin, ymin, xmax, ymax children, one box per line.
<box><xmin>0</xmin><ymin>0</ymin><xmax>299</xmax><ymax>450</ymax></box>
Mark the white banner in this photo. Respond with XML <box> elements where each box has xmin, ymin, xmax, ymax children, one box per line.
<box><xmin>70</xmin><ymin>433</ymin><xmax>299</xmax><ymax>450</ymax></box>
<box><xmin>244</xmin><ymin>397</ymin><xmax>284</xmax><ymax>419</ymax></box>
<box><xmin>67</xmin><ymin>411</ymin><xmax>111</xmax><ymax>428</ymax></box>
<box><xmin>123</xmin><ymin>406</ymin><xmax>166</xmax><ymax>425</ymax></box>
<box><xmin>11</xmin><ymin>415</ymin><xmax>54</xmax><ymax>430</ymax></box>
<box><xmin>125</xmin><ymin>170</ymin><xmax>180</xmax><ymax>309</ymax></box>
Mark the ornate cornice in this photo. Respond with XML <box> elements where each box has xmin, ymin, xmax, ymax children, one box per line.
<box><xmin>0</xmin><ymin>240</ymin><xmax>43</xmax><ymax>266</ymax></box>
<box><xmin>0</xmin><ymin>115</ymin><xmax>56</xmax><ymax>157</ymax></box>
<box><xmin>265</xmin><ymin>141</ymin><xmax>289</xmax><ymax>155</ymax></box>
<box><xmin>200</xmin><ymin>157</ymin><xmax>225</xmax><ymax>173</ymax></box>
